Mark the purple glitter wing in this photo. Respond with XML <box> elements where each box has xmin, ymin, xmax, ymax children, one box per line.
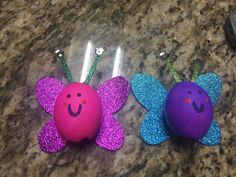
<box><xmin>35</xmin><ymin>77</ymin><xmax>65</xmax><ymax>115</ymax></box>
<box><xmin>96</xmin><ymin>114</ymin><xmax>125</xmax><ymax>150</ymax></box>
<box><xmin>97</xmin><ymin>76</ymin><xmax>130</xmax><ymax>114</ymax></box>
<box><xmin>96</xmin><ymin>76</ymin><xmax>130</xmax><ymax>150</ymax></box>
<box><xmin>38</xmin><ymin>119</ymin><xmax>67</xmax><ymax>153</ymax></box>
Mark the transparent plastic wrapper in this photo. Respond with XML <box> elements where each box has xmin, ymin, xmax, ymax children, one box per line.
<box><xmin>65</xmin><ymin>40</ymin><xmax>130</xmax><ymax>88</ymax></box>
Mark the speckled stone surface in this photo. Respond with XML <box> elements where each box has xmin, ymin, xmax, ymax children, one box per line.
<box><xmin>1</xmin><ymin>0</ymin><xmax>236</xmax><ymax>177</ymax></box>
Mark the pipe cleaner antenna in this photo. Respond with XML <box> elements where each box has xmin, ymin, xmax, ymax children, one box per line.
<box><xmin>55</xmin><ymin>49</ymin><xmax>75</xmax><ymax>83</ymax></box>
<box><xmin>191</xmin><ymin>62</ymin><xmax>202</xmax><ymax>82</ymax></box>
<box><xmin>84</xmin><ymin>48</ymin><xmax>104</xmax><ymax>84</ymax></box>
<box><xmin>159</xmin><ymin>49</ymin><xmax>181</xmax><ymax>82</ymax></box>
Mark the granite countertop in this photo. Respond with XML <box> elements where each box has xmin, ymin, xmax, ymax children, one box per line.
<box><xmin>1</xmin><ymin>0</ymin><xmax>236</xmax><ymax>177</ymax></box>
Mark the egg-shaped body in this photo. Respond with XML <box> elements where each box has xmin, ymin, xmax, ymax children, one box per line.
<box><xmin>165</xmin><ymin>81</ymin><xmax>213</xmax><ymax>139</ymax></box>
<box><xmin>54</xmin><ymin>83</ymin><xmax>102</xmax><ymax>142</ymax></box>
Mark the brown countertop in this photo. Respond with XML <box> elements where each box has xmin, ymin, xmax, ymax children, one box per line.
<box><xmin>0</xmin><ymin>0</ymin><xmax>236</xmax><ymax>176</ymax></box>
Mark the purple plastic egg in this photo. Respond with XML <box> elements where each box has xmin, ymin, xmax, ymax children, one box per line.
<box><xmin>165</xmin><ymin>81</ymin><xmax>213</xmax><ymax>139</ymax></box>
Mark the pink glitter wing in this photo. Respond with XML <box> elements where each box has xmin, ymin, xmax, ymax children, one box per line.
<box><xmin>96</xmin><ymin>76</ymin><xmax>130</xmax><ymax>150</ymax></box>
<box><xmin>35</xmin><ymin>77</ymin><xmax>65</xmax><ymax>115</ymax></box>
<box><xmin>38</xmin><ymin>119</ymin><xmax>67</xmax><ymax>153</ymax></box>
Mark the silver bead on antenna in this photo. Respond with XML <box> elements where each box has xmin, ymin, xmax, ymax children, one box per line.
<box><xmin>54</xmin><ymin>49</ymin><xmax>64</xmax><ymax>58</ymax></box>
<box><xmin>159</xmin><ymin>51</ymin><xmax>169</xmax><ymax>60</ymax></box>
<box><xmin>95</xmin><ymin>48</ymin><xmax>104</xmax><ymax>56</ymax></box>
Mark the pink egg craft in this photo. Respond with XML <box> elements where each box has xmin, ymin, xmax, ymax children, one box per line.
<box><xmin>35</xmin><ymin>48</ymin><xmax>130</xmax><ymax>153</ymax></box>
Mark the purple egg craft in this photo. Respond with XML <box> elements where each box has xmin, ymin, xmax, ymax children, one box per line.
<box><xmin>131</xmin><ymin>51</ymin><xmax>222</xmax><ymax>146</ymax></box>
<box><xmin>165</xmin><ymin>81</ymin><xmax>213</xmax><ymax>139</ymax></box>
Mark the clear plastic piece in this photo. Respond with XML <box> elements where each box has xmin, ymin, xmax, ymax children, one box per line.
<box><xmin>65</xmin><ymin>40</ymin><xmax>128</xmax><ymax>88</ymax></box>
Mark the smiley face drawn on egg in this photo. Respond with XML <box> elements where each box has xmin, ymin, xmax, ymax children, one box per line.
<box><xmin>54</xmin><ymin>83</ymin><xmax>102</xmax><ymax>142</ymax></box>
<box><xmin>66</xmin><ymin>92</ymin><xmax>83</xmax><ymax>117</ymax></box>
<box><xmin>183</xmin><ymin>88</ymin><xmax>210</xmax><ymax>114</ymax></box>
<box><xmin>165</xmin><ymin>81</ymin><xmax>214</xmax><ymax>139</ymax></box>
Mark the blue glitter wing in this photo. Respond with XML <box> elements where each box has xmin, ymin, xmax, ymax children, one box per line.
<box><xmin>131</xmin><ymin>73</ymin><xmax>168</xmax><ymax>111</ymax></box>
<box><xmin>196</xmin><ymin>73</ymin><xmax>222</xmax><ymax>145</ymax></box>
<box><xmin>131</xmin><ymin>73</ymin><xmax>170</xmax><ymax>145</ymax></box>
<box><xmin>198</xmin><ymin>119</ymin><xmax>221</xmax><ymax>145</ymax></box>
<box><xmin>141</xmin><ymin>111</ymin><xmax>170</xmax><ymax>145</ymax></box>
<box><xmin>195</xmin><ymin>73</ymin><xmax>222</xmax><ymax>106</ymax></box>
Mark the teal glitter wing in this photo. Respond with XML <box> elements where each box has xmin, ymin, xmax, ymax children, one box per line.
<box><xmin>199</xmin><ymin>119</ymin><xmax>221</xmax><ymax>145</ymax></box>
<box><xmin>196</xmin><ymin>73</ymin><xmax>222</xmax><ymax>106</ymax></box>
<box><xmin>196</xmin><ymin>73</ymin><xmax>222</xmax><ymax>145</ymax></box>
<box><xmin>131</xmin><ymin>73</ymin><xmax>170</xmax><ymax>145</ymax></box>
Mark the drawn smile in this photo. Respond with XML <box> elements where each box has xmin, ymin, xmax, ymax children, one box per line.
<box><xmin>68</xmin><ymin>104</ymin><xmax>82</xmax><ymax>117</ymax></box>
<box><xmin>192</xmin><ymin>102</ymin><xmax>204</xmax><ymax>113</ymax></box>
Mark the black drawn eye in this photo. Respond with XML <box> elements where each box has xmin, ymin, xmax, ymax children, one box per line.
<box><xmin>77</xmin><ymin>93</ymin><xmax>82</xmax><ymax>97</ymax></box>
<box><xmin>187</xmin><ymin>91</ymin><xmax>192</xmax><ymax>94</ymax></box>
<box><xmin>67</xmin><ymin>94</ymin><xmax>71</xmax><ymax>98</ymax></box>
<box><xmin>198</xmin><ymin>91</ymin><xmax>202</xmax><ymax>94</ymax></box>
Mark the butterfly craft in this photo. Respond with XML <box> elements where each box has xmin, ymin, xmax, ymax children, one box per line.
<box><xmin>131</xmin><ymin>53</ymin><xmax>222</xmax><ymax>146</ymax></box>
<box><xmin>35</xmin><ymin>48</ymin><xmax>130</xmax><ymax>153</ymax></box>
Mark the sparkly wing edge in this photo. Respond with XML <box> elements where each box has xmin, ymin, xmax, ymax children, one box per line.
<box><xmin>196</xmin><ymin>73</ymin><xmax>222</xmax><ymax>106</ymax></box>
<box><xmin>199</xmin><ymin>118</ymin><xmax>221</xmax><ymax>146</ymax></box>
<box><xmin>95</xmin><ymin>114</ymin><xmax>125</xmax><ymax>151</ymax></box>
<box><xmin>35</xmin><ymin>77</ymin><xmax>65</xmax><ymax>116</ymax></box>
<box><xmin>95</xmin><ymin>76</ymin><xmax>130</xmax><ymax>150</ymax></box>
<box><xmin>131</xmin><ymin>73</ymin><xmax>170</xmax><ymax>145</ymax></box>
<box><xmin>38</xmin><ymin>119</ymin><xmax>67</xmax><ymax>153</ymax></box>
<box><xmin>131</xmin><ymin>73</ymin><xmax>168</xmax><ymax>111</ymax></box>
<box><xmin>97</xmin><ymin>76</ymin><xmax>130</xmax><ymax>114</ymax></box>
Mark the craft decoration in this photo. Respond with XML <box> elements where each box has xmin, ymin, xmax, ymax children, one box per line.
<box><xmin>35</xmin><ymin>48</ymin><xmax>130</xmax><ymax>153</ymax></box>
<box><xmin>131</xmin><ymin>51</ymin><xmax>222</xmax><ymax>146</ymax></box>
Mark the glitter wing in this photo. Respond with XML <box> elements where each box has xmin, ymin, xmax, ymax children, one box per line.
<box><xmin>141</xmin><ymin>111</ymin><xmax>170</xmax><ymax>145</ymax></box>
<box><xmin>95</xmin><ymin>114</ymin><xmax>125</xmax><ymax>150</ymax></box>
<box><xmin>195</xmin><ymin>73</ymin><xmax>222</xmax><ymax>106</ymax></box>
<box><xmin>195</xmin><ymin>73</ymin><xmax>222</xmax><ymax>145</ymax></box>
<box><xmin>38</xmin><ymin>119</ymin><xmax>67</xmax><ymax>153</ymax></box>
<box><xmin>198</xmin><ymin>119</ymin><xmax>221</xmax><ymax>145</ymax></box>
<box><xmin>131</xmin><ymin>73</ymin><xmax>168</xmax><ymax>111</ymax></box>
<box><xmin>95</xmin><ymin>76</ymin><xmax>130</xmax><ymax>150</ymax></box>
<box><xmin>97</xmin><ymin>76</ymin><xmax>130</xmax><ymax>114</ymax></box>
<box><xmin>35</xmin><ymin>77</ymin><xmax>65</xmax><ymax>115</ymax></box>
<box><xmin>131</xmin><ymin>73</ymin><xmax>170</xmax><ymax>145</ymax></box>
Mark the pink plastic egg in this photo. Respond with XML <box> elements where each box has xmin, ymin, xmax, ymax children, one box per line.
<box><xmin>54</xmin><ymin>83</ymin><xmax>102</xmax><ymax>142</ymax></box>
